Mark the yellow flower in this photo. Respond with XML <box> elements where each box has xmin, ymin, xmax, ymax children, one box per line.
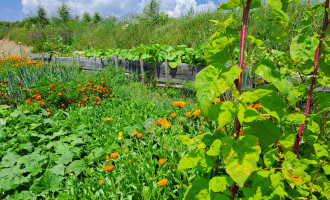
<box><xmin>99</xmin><ymin>179</ymin><xmax>104</xmax><ymax>184</ymax></box>
<box><xmin>158</xmin><ymin>159</ymin><xmax>166</xmax><ymax>165</ymax></box>
<box><xmin>115</xmin><ymin>131</ymin><xmax>123</xmax><ymax>140</ymax></box>
<box><xmin>104</xmin><ymin>117</ymin><xmax>113</xmax><ymax>121</ymax></box>
<box><xmin>172</xmin><ymin>101</ymin><xmax>186</xmax><ymax>108</ymax></box>
<box><xmin>214</xmin><ymin>98</ymin><xmax>221</xmax><ymax>103</ymax></box>
<box><xmin>185</xmin><ymin>112</ymin><xmax>191</xmax><ymax>117</ymax></box>
<box><xmin>110</xmin><ymin>152</ymin><xmax>119</xmax><ymax>159</ymax></box>
<box><xmin>137</xmin><ymin>133</ymin><xmax>143</xmax><ymax>138</ymax></box>
<box><xmin>157</xmin><ymin>178</ymin><xmax>168</xmax><ymax>187</ymax></box>
<box><xmin>191</xmin><ymin>109</ymin><xmax>201</xmax><ymax>117</ymax></box>
<box><xmin>104</xmin><ymin>165</ymin><xmax>114</xmax><ymax>171</ymax></box>
<box><xmin>159</xmin><ymin>118</ymin><xmax>171</xmax><ymax>129</ymax></box>
<box><xmin>170</xmin><ymin>113</ymin><xmax>177</xmax><ymax>118</ymax></box>
<box><xmin>125</xmin><ymin>148</ymin><xmax>129</xmax><ymax>152</ymax></box>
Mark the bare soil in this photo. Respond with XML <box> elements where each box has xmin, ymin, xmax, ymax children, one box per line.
<box><xmin>0</xmin><ymin>39</ymin><xmax>32</xmax><ymax>57</ymax></box>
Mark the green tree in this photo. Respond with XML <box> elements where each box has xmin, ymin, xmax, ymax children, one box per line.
<box><xmin>57</xmin><ymin>0</ymin><xmax>71</xmax><ymax>22</ymax></box>
<box><xmin>36</xmin><ymin>5</ymin><xmax>49</xmax><ymax>26</ymax></box>
<box><xmin>92</xmin><ymin>12</ymin><xmax>102</xmax><ymax>24</ymax></box>
<box><xmin>142</xmin><ymin>0</ymin><xmax>161</xmax><ymax>23</ymax></box>
<box><xmin>82</xmin><ymin>12</ymin><xmax>91</xmax><ymax>24</ymax></box>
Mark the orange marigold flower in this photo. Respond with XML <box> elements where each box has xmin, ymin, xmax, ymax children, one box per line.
<box><xmin>199</xmin><ymin>130</ymin><xmax>203</xmax><ymax>133</ymax></box>
<box><xmin>137</xmin><ymin>133</ymin><xmax>143</xmax><ymax>138</ymax></box>
<box><xmin>99</xmin><ymin>179</ymin><xmax>104</xmax><ymax>184</ymax></box>
<box><xmin>172</xmin><ymin>101</ymin><xmax>186</xmax><ymax>108</ymax></box>
<box><xmin>203</xmin><ymin>121</ymin><xmax>207</xmax><ymax>125</ymax></box>
<box><xmin>214</xmin><ymin>98</ymin><xmax>221</xmax><ymax>103</ymax></box>
<box><xmin>178</xmin><ymin>120</ymin><xmax>184</xmax><ymax>124</ymax></box>
<box><xmin>104</xmin><ymin>117</ymin><xmax>113</xmax><ymax>121</ymax></box>
<box><xmin>0</xmin><ymin>92</ymin><xmax>4</xmax><ymax>96</ymax></box>
<box><xmin>47</xmin><ymin>112</ymin><xmax>51</xmax><ymax>116</ymax></box>
<box><xmin>259</xmin><ymin>113</ymin><xmax>271</xmax><ymax>119</ymax></box>
<box><xmin>110</xmin><ymin>152</ymin><xmax>119</xmax><ymax>159</ymax></box>
<box><xmin>4</xmin><ymin>81</ymin><xmax>8</xmax><ymax>84</ymax></box>
<box><xmin>159</xmin><ymin>118</ymin><xmax>171</xmax><ymax>129</ymax></box>
<box><xmin>57</xmin><ymin>92</ymin><xmax>62</xmax><ymax>96</ymax></box>
<box><xmin>295</xmin><ymin>108</ymin><xmax>300</xmax><ymax>111</ymax></box>
<box><xmin>157</xmin><ymin>178</ymin><xmax>168</xmax><ymax>187</ymax></box>
<box><xmin>105</xmin><ymin>155</ymin><xmax>110</xmax><ymax>162</ymax></box>
<box><xmin>61</xmin><ymin>104</ymin><xmax>65</xmax><ymax>107</ymax></box>
<box><xmin>288</xmin><ymin>173</ymin><xmax>302</xmax><ymax>182</ymax></box>
<box><xmin>104</xmin><ymin>165</ymin><xmax>114</xmax><ymax>171</ymax></box>
<box><xmin>129</xmin><ymin>160</ymin><xmax>132</xmax><ymax>164</ymax></box>
<box><xmin>158</xmin><ymin>159</ymin><xmax>166</xmax><ymax>165</ymax></box>
<box><xmin>170</xmin><ymin>113</ymin><xmax>177</xmax><ymax>118</ymax></box>
<box><xmin>191</xmin><ymin>109</ymin><xmax>201</xmax><ymax>117</ymax></box>
<box><xmin>200</xmin><ymin>117</ymin><xmax>205</xmax><ymax>120</ymax></box>
<box><xmin>246</xmin><ymin>104</ymin><xmax>254</xmax><ymax>108</ymax></box>
<box><xmin>109</xmin><ymin>95</ymin><xmax>113</xmax><ymax>98</ymax></box>
<box><xmin>185</xmin><ymin>112</ymin><xmax>191</xmax><ymax>117</ymax></box>
<box><xmin>253</xmin><ymin>104</ymin><xmax>262</xmax><ymax>109</ymax></box>
<box><xmin>147</xmin><ymin>130</ymin><xmax>151</xmax><ymax>134</ymax></box>
<box><xmin>125</xmin><ymin>148</ymin><xmax>129</xmax><ymax>152</ymax></box>
<box><xmin>17</xmin><ymin>82</ymin><xmax>22</xmax><ymax>85</ymax></box>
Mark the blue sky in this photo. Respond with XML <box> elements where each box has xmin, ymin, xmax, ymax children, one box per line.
<box><xmin>0</xmin><ymin>0</ymin><xmax>225</xmax><ymax>22</ymax></box>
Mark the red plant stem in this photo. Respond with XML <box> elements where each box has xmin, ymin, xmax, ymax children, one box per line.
<box><xmin>294</xmin><ymin>0</ymin><xmax>329</xmax><ymax>158</ymax></box>
<box><xmin>234</xmin><ymin>0</ymin><xmax>251</xmax><ymax>141</ymax></box>
<box><xmin>237</xmin><ymin>0</ymin><xmax>251</xmax><ymax>94</ymax></box>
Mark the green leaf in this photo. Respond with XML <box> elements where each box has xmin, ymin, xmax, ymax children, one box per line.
<box><xmin>241</xmin><ymin>89</ymin><xmax>273</xmax><ymax>104</ymax></box>
<box><xmin>313</xmin><ymin>144</ymin><xmax>329</xmax><ymax>158</ymax></box>
<box><xmin>179</xmin><ymin>135</ymin><xmax>194</xmax><ymax>146</ymax></box>
<box><xmin>196</xmin><ymin>153</ymin><xmax>213</xmax><ymax>173</ymax></box>
<box><xmin>207</xmin><ymin>139</ymin><xmax>222</xmax><ymax>156</ymax></box>
<box><xmin>30</xmin><ymin>171</ymin><xmax>63</xmax><ymax>194</ymax></box>
<box><xmin>270</xmin><ymin>7</ymin><xmax>290</xmax><ymax>26</ymax></box>
<box><xmin>266</xmin><ymin>0</ymin><xmax>283</xmax><ymax>10</ymax></box>
<box><xmin>184</xmin><ymin>178</ymin><xmax>210</xmax><ymax>200</ymax></box>
<box><xmin>0</xmin><ymin>152</ymin><xmax>19</xmax><ymax>168</ymax></box>
<box><xmin>222</xmin><ymin>135</ymin><xmax>261</xmax><ymax>187</ymax></box>
<box><xmin>270</xmin><ymin>173</ymin><xmax>288</xmax><ymax>197</ymax></box>
<box><xmin>218</xmin><ymin>0</ymin><xmax>241</xmax><ymax>11</ymax></box>
<box><xmin>307</xmin><ymin>120</ymin><xmax>320</xmax><ymax>133</ymax></box>
<box><xmin>178</xmin><ymin>149</ymin><xmax>202</xmax><ymax>171</ymax></box>
<box><xmin>218</xmin><ymin>110</ymin><xmax>233</xmax><ymax>129</ymax></box>
<box><xmin>318</xmin><ymin>59</ymin><xmax>330</xmax><ymax>87</ymax></box>
<box><xmin>260</xmin><ymin>94</ymin><xmax>288</xmax><ymax>122</ymax></box>
<box><xmin>209</xmin><ymin>176</ymin><xmax>234</xmax><ymax>193</ymax></box>
<box><xmin>65</xmin><ymin>160</ymin><xmax>85</xmax><ymax>176</ymax></box>
<box><xmin>49</xmin><ymin>164</ymin><xmax>65</xmax><ymax>176</ymax></box>
<box><xmin>56</xmin><ymin>151</ymin><xmax>73</xmax><ymax>165</ymax></box>
<box><xmin>290</xmin><ymin>34</ymin><xmax>319</xmax><ymax>63</ymax></box>
<box><xmin>195</xmin><ymin>66</ymin><xmax>242</xmax><ymax>115</ymax></box>
<box><xmin>316</xmin><ymin>92</ymin><xmax>330</xmax><ymax>111</ymax></box>
<box><xmin>253</xmin><ymin>61</ymin><xmax>297</xmax><ymax>105</ymax></box>
<box><xmin>204</xmin><ymin>34</ymin><xmax>236</xmax><ymax>68</ymax></box>
<box><xmin>244</xmin><ymin>120</ymin><xmax>282</xmax><ymax>149</ymax></box>
<box><xmin>244</xmin><ymin>108</ymin><xmax>260</xmax><ymax>123</ymax></box>
<box><xmin>264</xmin><ymin>148</ymin><xmax>279</xmax><ymax>168</ymax></box>
<box><xmin>278</xmin><ymin>133</ymin><xmax>295</xmax><ymax>149</ymax></box>
<box><xmin>284</xmin><ymin>113</ymin><xmax>305</xmax><ymax>124</ymax></box>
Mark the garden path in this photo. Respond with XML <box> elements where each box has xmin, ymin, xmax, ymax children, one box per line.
<box><xmin>0</xmin><ymin>39</ymin><xmax>32</xmax><ymax>57</ymax></box>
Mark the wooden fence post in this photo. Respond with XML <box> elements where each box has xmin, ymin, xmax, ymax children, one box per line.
<box><xmin>140</xmin><ymin>59</ymin><xmax>145</xmax><ymax>85</ymax></box>
<box><xmin>165</xmin><ymin>59</ymin><xmax>170</xmax><ymax>87</ymax></box>
<box><xmin>114</xmin><ymin>56</ymin><xmax>119</xmax><ymax>72</ymax></box>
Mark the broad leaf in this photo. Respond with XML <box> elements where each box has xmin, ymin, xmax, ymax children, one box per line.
<box><xmin>178</xmin><ymin>149</ymin><xmax>202</xmax><ymax>171</ymax></box>
<box><xmin>184</xmin><ymin>178</ymin><xmax>210</xmax><ymax>200</ymax></box>
<box><xmin>241</xmin><ymin>89</ymin><xmax>273</xmax><ymax>104</ymax></box>
<box><xmin>244</xmin><ymin>120</ymin><xmax>282</xmax><ymax>149</ymax></box>
<box><xmin>218</xmin><ymin>0</ymin><xmax>241</xmax><ymax>11</ymax></box>
<box><xmin>209</xmin><ymin>175</ymin><xmax>234</xmax><ymax>192</ymax></box>
<box><xmin>65</xmin><ymin>160</ymin><xmax>85</xmax><ymax>176</ymax></box>
<box><xmin>290</xmin><ymin>34</ymin><xmax>319</xmax><ymax>63</ymax></box>
<box><xmin>222</xmin><ymin>135</ymin><xmax>261</xmax><ymax>187</ymax></box>
<box><xmin>30</xmin><ymin>171</ymin><xmax>63</xmax><ymax>194</ymax></box>
<box><xmin>260</xmin><ymin>94</ymin><xmax>288</xmax><ymax>122</ymax></box>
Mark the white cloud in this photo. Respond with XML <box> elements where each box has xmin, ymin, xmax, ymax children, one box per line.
<box><xmin>21</xmin><ymin>0</ymin><xmax>219</xmax><ymax>19</ymax></box>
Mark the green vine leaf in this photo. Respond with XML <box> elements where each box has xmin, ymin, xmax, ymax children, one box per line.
<box><xmin>209</xmin><ymin>176</ymin><xmax>234</xmax><ymax>193</ymax></box>
<box><xmin>244</xmin><ymin>120</ymin><xmax>282</xmax><ymax>149</ymax></box>
<box><xmin>264</xmin><ymin>148</ymin><xmax>279</xmax><ymax>168</ymax></box>
<box><xmin>206</xmin><ymin>139</ymin><xmax>222</xmax><ymax>156</ymax></box>
<box><xmin>30</xmin><ymin>171</ymin><xmax>63</xmax><ymax>194</ymax></box>
<box><xmin>240</xmin><ymin>89</ymin><xmax>273</xmax><ymax>104</ymax></box>
<box><xmin>218</xmin><ymin>0</ymin><xmax>241</xmax><ymax>11</ymax></box>
<box><xmin>222</xmin><ymin>135</ymin><xmax>261</xmax><ymax>187</ymax></box>
<box><xmin>290</xmin><ymin>34</ymin><xmax>319</xmax><ymax>64</ymax></box>
<box><xmin>260</xmin><ymin>94</ymin><xmax>288</xmax><ymax>122</ymax></box>
<box><xmin>195</xmin><ymin>66</ymin><xmax>242</xmax><ymax>115</ymax></box>
<box><xmin>204</xmin><ymin>34</ymin><xmax>236</xmax><ymax>68</ymax></box>
<box><xmin>183</xmin><ymin>178</ymin><xmax>210</xmax><ymax>200</ymax></box>
<box><xmin>253</xmin><ymin>61</ymin><xmax>298</xmax><ymax>105</ymax></box>
<box><xmin>178</xmin><ymin>149</ymin><xmax>202</xmax><ymax>172</ymax></box>
<box><xmin>313</xmin><ymin>144</ymin><xmax>329</xmax><ymax>158</ymax></box>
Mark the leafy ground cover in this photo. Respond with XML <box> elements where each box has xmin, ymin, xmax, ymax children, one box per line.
<box><xmin>0</xmin><ymin>58</ymin><xmax>214</xmax><ymax>199</ymax></box>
